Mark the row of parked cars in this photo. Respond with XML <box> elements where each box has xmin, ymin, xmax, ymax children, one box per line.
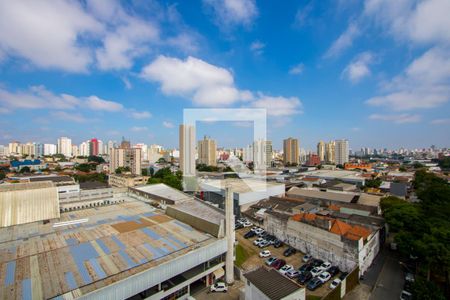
<box><xmin>261</xmin><ymin>251</ymin><xmax>346</xmax><ymax>291</ymax></box>
<box><xmin>245</xmin><ymin>227</ymin><xmax>284</xmax><ymax>248</ymax></box>
<box><xmin>235</xmin><ymin>217</ymin><xmax>252</xmax><ymax>229</ymax></box>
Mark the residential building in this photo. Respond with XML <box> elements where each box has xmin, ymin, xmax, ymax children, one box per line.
<box><xmin>283</xmin><ymin>137</ymin><xmax>299</xmax><ymax>165</ymax></box>
<box><xmin>108</xmin><ymin>173</ymin><xmax>148</xmax><ymax>187</ymax></box>
<box><xmin>0</xmin><ymin>145</ymin><xmax>9</xmax><ymax>157</ymax></box>
<box><xmin>98</xmin><ymin>139</ymin><xmax>104</xmax><ymax>155</ymax></box>
<box><xmin>306</xmin><ymin>153</ymin><xmax>321</xmax><ymax>166</ymax></box>
<box><xmin>179</xmin><ymin>125</ymin><xmax>196</xmax><ymax>176</ymax></box>
<box><xmin>335</xmin><ymin>139</ymin><xmax>349</xmax><ymax>165</ymax></box>
<box><xmin>35</xmin><ymin>143</ymin><xmax>44</xmax><ymax>157</ymax></box>
<box><xmin>135</xmin><ymin>143</ymin><xmax>148</xmax><ymax>161</ymax></box>
<box><xmin>57</xmin><ymin>137</ymin><xmax>72</xmax><ymax>157</ymax></box>
<box><xmin>326</xmin><ymin>141</ymin><xmax>336</xmax><ymax>164</ymax></box>
<box><xmin>79</xmin><ymin>141</ymin><xmax>89</xmax><ymax>156</ymax></box>
<box><xmin>110</xmin><ymin>146</ymin><xmax>142</xmax><ymax>175</ymax></box>
<box><xmin>10</xmin><ymin>159</ymin><xmax>48</xmax><ymax>171</ymax></box>
<box><xmin>44</xmin><ymin>143</ymin><xmax>57</xmax><ymax>156</ymax></box>
<box><xmin>72</xmin><ymin>145</ymin><xmax>79</xmax><ymax>157</ymax></box>
<box><xmin>243</xmin><ymin>144</ymin><xmax>253</xmax><ymax>163</ymax></box>
<box><xmin>317</xmin><ymin>140</ymin><xmax>325</xmax><ymax>162</ymax></box>
<box><xmin>89</xmin><ymin>138</ymin><xmax>99</xmax><ymax>156</ymax></box>
<box><xmin>198</xmin><ymin>135</ymin><xmax>217</xmax><ymax>166</ymax></box>
<box><xmin>8</xmin><ymin>141</ymin><xmax>20</xmax><ymax>155</ymax></box>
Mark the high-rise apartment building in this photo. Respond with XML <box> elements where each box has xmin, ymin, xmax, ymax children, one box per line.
<box><xmin>317</xmin><ymin>141</ymin><xmax>325</xmax><ymax>162</ymax></box>
<box><xmin>198</xmin><ymin>136</ymin><xmax>217</xmax><ymax>166</ymax></box>
<box><xmin>79</xmin><ymin>142</ymin><xmax>89</xmax><ymax>156</ymax></box>
<box><xmin>8</xmin><ymin>141</ymin><xmax>20</xmax><ymax>155</ymax></box>
<box><xmin>110</xmin><ymin>147</ymin><xmax>142</xmax><ymax>175</ymax></box>
<box><xmin>44</xmin><ymin>144</ymin><xmax>57</xmax><ymax>156</ymax></box>
<box><xmin>335</xmin><ymin>139</ymin><xmax>349</xmax><ymax>165</ymax></box>
<box><xmin>326</xmin><ymin>141</ymin><xmax>336</xmax><ymax>164</ymax></box>
<box><xmin>0</xmin><ymin>145</ymin><xmax>9</xmax><ymax>157</ymax></box>
<box><xmin>283</xmin><ymin>137</ymin><xmax>299</xmax><ymax>165</ymax></box>
<box><xmin>179</xmin><ymin>125</ymin><xmax>196</xmax><ymax>176</ymax></box>
<box><xmin>252</xmin><ymin>139</ymin><xmax>273</xmax><ymax>170</ymax></box>
<box><xmin>72</xmin><ymin>145</ymin><xmax>79</xmax><ymax>157</ymax></box>
<box><xmin>57</xmin><ymin>137</ymin><xmax>72</xmax><ymax>157</ymax></box>
<box><xmin>89</xmin><ymin>138</ymin><xmax>99</xmax><ymax>156</ymax></box>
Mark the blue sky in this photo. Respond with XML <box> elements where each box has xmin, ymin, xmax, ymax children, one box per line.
<box><xmin>0</xmin><ymin>0</ymin><xmax>449</xmax><ymax>150</ymax></box>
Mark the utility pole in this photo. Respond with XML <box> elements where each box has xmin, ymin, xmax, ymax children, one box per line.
<box><xmin>225</xmin><ymin>184</ymin><xmax>235</xmax><ymax>285</ymax></box>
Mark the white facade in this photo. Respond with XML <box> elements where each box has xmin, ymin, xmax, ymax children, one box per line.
<box><xmin>57</xmin><ymin>137</ymin><xmax>72</xmax><ymax>157</ymax></box>
<box><xmin>79</xmin><ymin>142</ymin><xmax>89</xmax><ymax>156</ymax></box>
<box><xmin>179</xmin><ymin>125</ymin><xmax>196</xmax><ymax>176</ymax></box>
<box><xmin>44</xmin><ymin>144</ymin><xmax>57</xmax><ymax>156</ymax></box>
<box><xmin>335</xmin><ymin>139</ymin><xmax>349</xmax><ymax>165</ymax></box>
<box><xmin>135</xmin><ymin>143</ymin><xmax>148</xmax><ymax>160</ymax></box>
<box><xmin>0</xmin><ymin>145</ymin><xmax>9</xmax><ymax>157</ymax></box>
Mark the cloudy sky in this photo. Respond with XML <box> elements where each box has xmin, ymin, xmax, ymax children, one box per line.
<box><xmin>0</xmin><ymin>0</ymin><xmax>449</xmax><ymax>150</ymax></box>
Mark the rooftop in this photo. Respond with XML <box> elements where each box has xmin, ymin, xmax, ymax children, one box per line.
<box><xmin>287</xmin><ymin>187</ymin><xmax>357</xmax><ymax>203</ymax></box>
<box><xmin>199</xmin><ymin>178</ymin><xmax>284</xmax><ymax>194</ymax></box>
<box><xmin>244</xmin><ymin>267</ymin><xmax>302</xmax><ymax>300</ymax></box>
<box><xmin>0</xmin><ymin>199</ymin><xmax>214</xmax><ymax>299</ymax></box>
<box><xmin>132</xmin><ymin>183</ymin><xmax>191</xmax><ymax>202</ymax></box>
<box><xmin>301</xmin><ymin>169</ymin><xmax>365</xmax><ymax>182</ymax></box>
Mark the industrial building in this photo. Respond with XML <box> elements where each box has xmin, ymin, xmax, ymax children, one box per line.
<box><xmin>0</xmin><ymin>183</ymin><xmax>234</xmax><ymax>300</ymax></box>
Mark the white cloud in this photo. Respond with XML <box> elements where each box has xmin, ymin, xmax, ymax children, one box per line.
<box><xmin>250</xmin><ymin>94</ymin><xmax>303</xmax><ymax>117</ymax></box>
<box><xmin>163</xmin><ymin>121</ymin><xmax>175</xmax><ymax>128</ymax></box>
<box><xmin>85</xmin><ymin>96</ymin><xmax>123</xmax><ymax>112</ymax></box>
<box><xmin>369</xmin><ymin>113</ymin><xmax>421</xmax><ymax>124</ymax></box>
<box><xmin>121</xmin><ymin>77</ymin><xmax>132</xmax><ymax>89</ymax></box>
<box><xmin>366</xmin><ymin>47</ymin><xmax>450</xmax><ymax>110</ymax></box>
<box><xmin>203</xmin><ymin>0</ymin><xmax>258</xmax><ymax>28</ymax></box>
<box><xmin>342</xmin><ymin>52</ymin><xmax>374</xmax><ymax>83</ymax></box>
<box><xmin>324</xmin><ymin>22</ymin><xmax>360</xmax><ymax>58</ymax></box>
<box><xmin>51</xmin><ymin>111</ymin><xmax>88</xmax><ymax>123</ymax></box>
<box><xmin>250</xmin><ymin>41</ymin><xmax>265</xmax><ymax>55</ymax></box>
<box><xmin>141</xmin><ymin>55</ymin><xmax>249</xmax><ymax>106</ymax></box>
<box><xmin>95</xmin><ymin>18</ymin><xmax>159</xmax><ymax>70</ymax></box>
<box><xmin>130</xmin><ymin>126</ymin><xmax>148</xmax><ymax>132</ymax></box>
<box><xmin>293</xmin><ymin>2</ymin><xmax>314</xmax><ymax>28</ymax></box>
<box><xmin>289</xmin><ymin>63</ymin><xmax>305</xmax><ymax>75</ymax></box>
<box><xmin>0</xmin><ymin>0</ymin><xmax>103</xmax><ymax>72</ymax></box>
<box><xmin>364</xmin><ymin>0</ymin><xmax>450</xmax><ymax>46</ymax></box>
<box><xmin>129</xmin><ymin>110</ymin><xmax>152</xmax><ymax>119</ymax></box>
<box><xmin>430</xmin><ymin>118</ymin><xmax>450</xmax><ymax>125</ymax></box>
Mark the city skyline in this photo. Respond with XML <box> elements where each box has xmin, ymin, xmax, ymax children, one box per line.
<box><xmin>1</xmin><ymin>1</ymin><xmax>449</xmax><ymax>150</ymax></box>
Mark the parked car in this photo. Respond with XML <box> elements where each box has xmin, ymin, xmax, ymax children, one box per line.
<box><xmin>272</xmin><ymin>259</ymin><xmax>286</xmax><ymax>270</ymax></box>
<box><xmin>259</xmin><ymin>250</ymin><xmax>271</xmax><ymax>258</ymax></box>
<box><xmin>265</xmin><ymin>257</ymin><xmax>277</xmax><ymax>266</ymax></box>
<box><xmin>253</xmin><ymin>238</ymin><xmax>265</xmax><ymax>246</ymax></box>
<box><xmin>318</xmin><ymin>272</ymin><xmax>331</xmax><ymax>283</ymax></box>
<box><xmin>257</xmin><ymin>230</ymin><xmax>267</xmax><ymax>237</ymax></box>
<box><xmin>330</xmin><ymin>278</ymin><xmax>341</xmax><ymax>289</ymax></box>
<box><xmin>328</xmin><ymin>266</ymin><xmax>340</xmax><ymax>277</ymax></box>
<box><xmin>234</xmin><ymin>223</ymin><xmax>243</xmax><ymax>229</ymax></box>
<box><xmin>298</xmin><ymin>271</ymin><xmax>313</xmax><ymax>285</ymax></box>
<box><xmin>319</xmin><ymin>261</ymin><xmax>332</xmax><ymax>271</ymax></box>
<box><xmin>400</xmin><ymin>290</ymin><xmax>412</xmax><ymax>300</ymax></box>
<box><xmin>210</xmin><ymin>282</ymin><xmax>227</xmax><ymax>293</ymax></box>
<box><xmin>273</xmin><ymin>240</ymin><xmax>283</xmax><ymax>248</ymax></box>
<box><xmin>279</xmin><ymin>264</ymin><xmax>294</xmax><ymax>275</ymax></box>
<box><xmin>254</xmin><ymin>228</ymin><xmax>264</xmax><ymax>235</ymax></box>
<box><xmin>258</xmin><ymin>240</ymin><xmax>270</xmax><ymax>248</ymax></box>
<box><xmin>244</xmin><ymin>230</ymin><xmax>256</xmax><ymax>239</ymax></box>
<box><xmin>310</xmin><ymin>267</ymin><xmax>324</xmax><ymax>277</ymax></box>
<box><xmin>283</xmin><ymin>247</ymin><xmax>296</xmax><ymax>257</ymax></box>
<box><xmin>286</xmin><ymin>269</ymin><xmax>300</xmax><ymax>279</ymax></box>
<box><xmin>242</xmin><ymin>221</ymin><xmax>252</xmax><ymax>227</ymax></box>
<box><xmin>306</xmin><ymin>278</ymin><xmax>323</xmax><ymax>291</ymax></box>
<box><xmin>299</xmin><ymin>263</ymin><xmax>313</xmax><ymax>274</ymax></box>
<box><xmin>250</xmin><ymin>226</ymin><xmax>259</xmax><ymax>232</ymax></box>
<box><xmin>339</xmin><ymin>272</ymin><xmax>348</xmax><ymax>280</ymax></box>
<box><xmin>302</xmin><ymin>254</ymin><xmax>312</xmax><ymax>262</ymax></box>
<box><xmin>312</xmin><ymin>259</ymin><xmax>324</xmax><ymax>267</ymax></box>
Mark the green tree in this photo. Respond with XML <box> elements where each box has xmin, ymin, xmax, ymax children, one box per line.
<box><xmin>365</xmin><ymin>178</ymin><xmax>382</xmax><ymax>188</ymax></box>
<box><xmin>142</xmin><ymin>168</ymin><xmax>148</xmax><ymax>176</ymax></box>
<box><xmin>0</xmin><ymin>172</ymin><xmax>6</xmax><ymax>180</ymax></box>
<box><xmin>20</xmin><ymin>166</ymin><xmax>31</xmax><ymax>173</ymax></box>
<box><xmin>88</xmin><ymin>155</ymin><xmax>105</xmax><ymax>164</ymax></box>
<box><xmin>149</xmin><ymin>167</ymin><xmax>155</xmax><ymax>176</ymax></box>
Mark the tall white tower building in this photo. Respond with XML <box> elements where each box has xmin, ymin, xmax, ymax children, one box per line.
<box><xmin>335</xmin><ymin>139</ymin><xmax>349</xmax><ymax>165</ymax></box>
<box><xmin>179</xmin><ymin>125</ymin><xmax>196</xmax><ymax>177</ymax></box>
<box><xmin>57</xmin><ymin>137</ymin><xmax>72</xmax><ymax>157</ymax></box>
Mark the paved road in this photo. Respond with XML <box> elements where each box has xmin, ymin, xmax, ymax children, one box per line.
<box><xmin>369</xmin><ymin>255</ymin><xmax>404</xmax><ymax>300</ymax></box>
<box><xmin>193</xmin><ymin>280</ymin><xmax>244</xmax><ymax>300</ymax></box>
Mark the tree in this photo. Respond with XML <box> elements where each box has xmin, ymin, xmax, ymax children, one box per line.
<box><xmin>149</xmin><ymin>167</ymin><xmax>155</xmax><ymax>176</ymax></box>
<box><xmin>147</xmin><ymin>167</ymin><xmax>182</xmax><ymax>190</ymax></box>
<box><xmin>20</xmin><ymin>166</ymin><xmax>31</xmax><ymax>173</ymax></box>
<box><xmin>399</xmin><ymin>165</ymin><xmax>407</xmax><ymax>172</ymax></box>
<box><xmin>0</xmin><ymin>172</ymin><xmax>5</xmax><ymax>180</ymax></box>
<box><xmin>438</xmin><ymin>157</ymin><xmax>450</xmax><ymax>170</ymax></box>
<box><xmin>142</xmin><ymin>168</ymin><xmax>148</xmax><ymax>176</ymax></box>
<box><xmin>115</xmin><ymin>166</ymin><xmax>131</xmax><ymax>174</ymax></box>
<box><xmin>75</xmin><ymin>163</ymin><xmax>94</xmax><ymax>172</ymax></box>
<box><xmin>365</xmin><ymin>178</ymin><xmax>382</xmax><ymax>188</ymax></box>
<box><xmin>88</xmin><ymin>156</ymin><xmax>105</xmax><ymax>164</ymax></box>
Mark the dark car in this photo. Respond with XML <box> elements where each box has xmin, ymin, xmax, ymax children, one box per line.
<box><xmin>312</xmin><ymin>259</ymin><xmax>324</xmax><ymax>267</ymax></box>
<box><xmin>298</xmin><ymin>271</ymin><xmax>313</xmax><ymax>285</ymax></box>
<box><xmin>328</xmin><ymin>266</ymin><xmax>340</xmax><ymax>277</ymax></box>
<box><xmin>235</xmin><ymin>222</ymin><xmax>244</xmax><ymax>229</ymax></box>
<box><xmin>283</xmin><ymin>247</ymin><xmax>297</xmax><ymax>257</ymax></box>
<box><xmin>339</xmin><ymin>272</ymin><xmax>348</xmax><ymax>280</ymax></box>
<box><xmin>306</xmin><ymin>278</ymin><xmax>323</xmax><ymax>291</ymax></box>
<box><xmin>299</xmin><ymin>263</ymin><xmax>313</xmax><ymax>274</ymax></box>
<box><xmin>272</xmin><ymin>259</ymin><xmax>286</xmax><ymax>270</ymax></box>
<box><xmin>244</xmin><ymin>230</ymin><xmax>256</xmax><ymax>239</ymax></box>
<box><xmin>273</xmin><ymin>240</ymin><xmax>283</xmax><ymax>248</ymax></box>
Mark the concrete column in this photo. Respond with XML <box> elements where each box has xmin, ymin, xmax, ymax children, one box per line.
<box><xmin>225</xmin><ymin>185</ymin><xmax>235</xmax><ymax>285</ymax></box>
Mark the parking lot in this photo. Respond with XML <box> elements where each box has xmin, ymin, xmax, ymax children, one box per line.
<box><xmin>236</xmin><ymin>224</ymin><xmax>343</xmax><ymax>298</ymax></box>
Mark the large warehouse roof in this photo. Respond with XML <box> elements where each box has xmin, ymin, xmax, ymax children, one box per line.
<box><xmin>0</xmin><ymin>182</ymin><xmax>59</xmax><ymax>227</ymax></box>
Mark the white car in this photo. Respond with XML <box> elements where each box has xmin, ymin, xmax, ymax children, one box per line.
<box><xmin>254</xmin><ymin>228</ymin><xmax>264</xmax><ymax>235</ymax></box>
<box><xmin>279</xmin><ymin>264</ymin><xmax>294</xmax><ymax>275</ymax></box>
<box><xmin>330</xmin><ymin>278</ymin><xmax>341</xmax><ymax>289</ymax></box>
<box><xmin>242</xmin><ymin>221</ymin><xmax>252</xmax><ymax>227</ymax></box>
<box><xmin>286</xmin><ymin>269</ymin><xmax>300</xmax><ymax>279</ymax></box>
<box><xmin>258</xmin><ymin>240</ymin><xmax>270</xmax><ymax>248</ymax></box>
<box><xmin>210</xmin><ymin>282</ymin><xmax>228</xmax><ymax>293</ymax></box>
<box><xmin>253</xmin><ymin>238</ymin><xmax>264</xmax><ymax>246</ymax></box>
<box><xmin>310</xmin><ymin>267</ymin><xmax>324</xmax><ymax>277</ymax></box>
<box><xmin>319</xmin><ymin>261</ymin><xmax>332</xmax><ymax>271</ymax></box>
<box><xmin>251</xmin><ymin>226</ymin><xmax>259</xmax><ymax>232</ymax></box>
<box><xmin>318</xmin><ymin>272</ymin><xmax>331</xmax><ymax>283</ymax></box>
<box><xmin>259</xmin><ymin>250</ymin><xmax>271</xmax><ymax>258</ymax></box>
